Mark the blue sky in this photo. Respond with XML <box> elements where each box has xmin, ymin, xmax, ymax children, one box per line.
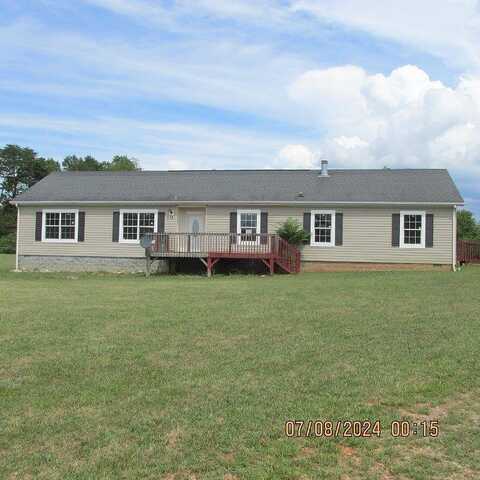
<box><xmin>1</xmin><ymin>0</ymin><xmax>479</xmax><ymax>216</ymax></box>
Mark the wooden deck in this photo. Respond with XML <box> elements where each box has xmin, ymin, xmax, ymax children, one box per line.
<box><xmin>144</xmin><ymin>233</ymin><xmax>301</xmax><ymax>276</ymax></box>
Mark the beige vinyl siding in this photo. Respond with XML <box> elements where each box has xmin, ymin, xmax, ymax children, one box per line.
<box><xmin>205</xmin><ymin>205</ymin><xmax>454</xmax><ymax>264</ymax></box>
<box><xmin>164</xmin><ymin>209</ymin><xmax>177</xmax><ymax>233</ymax></box>
<box><xmin>205</xmin><ymin>206</ymin><xmax>231</xmax><ymax>233</ymax></box>
<box><xmin>18</xmin><ymin>206</ymin><xmax>176</xmax><ymax>258</ymax></box>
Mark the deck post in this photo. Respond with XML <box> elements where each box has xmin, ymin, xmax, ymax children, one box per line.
<box><xmin>199</xmin><ymin>257</ymin><xmax>210</xmax><ymax>277</ymax></box>
<box><xmin>207</xmin><ymin>257</ymin><xmax>212</xmax><ymax>277</ymax></box>
<box><xmin>145</xmin><ymin>248</ymin><xmax>151</xmax><ymax>277</ymax></box>
<box><xmin>269</xmin><ymin>256</ymin><xmax>274</xmax><ymax>275</ymax></box>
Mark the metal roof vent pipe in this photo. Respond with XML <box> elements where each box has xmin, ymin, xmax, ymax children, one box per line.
<box><xmin>319</xmin><ymin>160</ymin><xmax>329</xmax><ymax>177</ymax></box>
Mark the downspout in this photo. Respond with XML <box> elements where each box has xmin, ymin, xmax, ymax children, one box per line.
<box><xmin>15</xmin><ymin>205</ymin><xmax>20</xmax><ymax>271</ymax></box>
<box><xmin>452</xmin><ymin>206</ymin><xmax>457</xmax><ymax>272</ymax></box>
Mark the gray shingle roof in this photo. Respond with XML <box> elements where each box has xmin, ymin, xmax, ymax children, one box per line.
<box><xmin>13</xmin><ymin>169</ymin><xmax>464</xmax><ymax>204</ymax></box>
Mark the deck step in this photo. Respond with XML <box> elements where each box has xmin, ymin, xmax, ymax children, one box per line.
<box><xmin>275</xmin><ymin>258</ymin><xmax>294</xmax><ymax>274</ymax></box>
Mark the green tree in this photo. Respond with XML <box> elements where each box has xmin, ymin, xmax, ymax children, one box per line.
<box><xmin>63</xmin><ymin>154</ymin><xmax>141</xmax><ymax>171</ymax></box>
<box><xmin>0</xmin><ymin>232</ymin><xmax>16</xmax><ymax>253</ymax></box>
<box><xmin>62</xmin><ymin>155</ymin><xmax>103</xmax><ymax>171</ymax></box>
<box><xmin>103</xmin><ymin>155</ymin><xmax>140</xmax><ymax>171</ymax></box>
<box><xmin>0</xmin><ymin>144</ymin><xmax>60</xmax><ymax>204</ymax></box>
<box><xmin>276</xmin><ymin>218</ymin><xmax>310</xmax><ymax>246</ymax></box>
<box><xmin>457</xmin><ymin>210</ymin><xmax>479</xmax><ymax>240</ymax></box>
<box><xmin>0</xmin><ymin>206</ymin><xmax>17</xmax><ymax>237</ymax></box>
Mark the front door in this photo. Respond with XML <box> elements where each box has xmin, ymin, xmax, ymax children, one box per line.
<box><xmin>185</xmin><ymin>212</ymin><xmax>205</xmax><ymax>252</ymax></box>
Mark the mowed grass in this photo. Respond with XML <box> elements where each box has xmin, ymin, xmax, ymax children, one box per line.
<box><xmin>1</xmin><ymin>254</ymin><xmax>480</xmax><ymax>479</ymax></box>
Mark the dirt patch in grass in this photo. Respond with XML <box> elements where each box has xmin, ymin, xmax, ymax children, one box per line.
<box><xmin>371</xmin><ymin>461</ymin><xmax>397</xmax><ymax>480</ymax></box>
<box><xmin>166</xmin><ymin>427</ymin><xmax>183</xmax><ymax>449</ymax></box>
<box><xmin>339</xmin><ymin>445</ymin><xmax>359</xmax><ymax>460</ymax></box>
<box><xmin>296</xmin><ymin>446</ymin><xmax>316</xmax><ymax>460</ymax></box>
<box><xmin>398</xmin><ymin>391</ymin><xmax>474</xmax><ymax>422</ymax></box>
<box><xmin>338</xmin><ymin>444</ymin><xmax>403</xmax><ymax>480</ymax></box>
<box><xmin>162</xmin><ymin>471</ymin><xmax>198</xmax><ymax>480</ymax></box>
<box><xmin>220</xmin><ymin>451</ymin><xmax>235</xmax><ymax>463</ymax></box>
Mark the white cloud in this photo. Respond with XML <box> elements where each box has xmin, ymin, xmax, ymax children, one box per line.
<box><xmin>82</xmin><ymin>0</ymin><xmax>299</xmax><ymax>31</ymax></box>
<box><xmin>288</xmin><ymin>64</ymin><xmax>480</xmax><ymax>178</ymax></box>
<box><xmin>292</xmin><ymin>0</ymin><xmax>480</xmax><ymax>71</ymax></box>
<box><xmin>333</xmin><ymin>136</ymin><xmax>369</xmax><ymax>150</ymax></box>
<box><xmin>167</xmin><ymin>158</ymin><xmax>190</xmax><ymax>170</ymax></box>
<box><xmin>81</xmin><ymin>0</ymin><xmax>175</xmax><ymax>27</ymax></box>
<box><xmin>275</xmin><ymin>144</ymin><xmax>317</xmax><ymax>168</ymax></box>
<box><xmin>177</xmin><ymin>0</ymin><xmax>283</xmax><ymax>22</ymax></box>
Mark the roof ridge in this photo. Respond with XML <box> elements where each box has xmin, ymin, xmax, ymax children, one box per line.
<box><xmin>52</xmin><ymin>168</ymin><xmax>450</xmax><ymax>174</ymax></box>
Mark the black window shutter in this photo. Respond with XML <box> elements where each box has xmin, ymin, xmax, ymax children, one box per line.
<box><xmin>392</xmin><ymin>213</ymin><xmax>400</xmax><ymax>247</ymax></box>
<box><xmin>158</xmin><ymin>211</ymin><xmax>165</xmax><ymax>233</ymax></box>
<box><xmin>230</xmin><ymin>212</ymin><xmax>237</xmax><ymax>244</ymax></box>
<box><xmin>260</xmin><ymin>211</ymin><xmax>268</xmax><ymax>244</ymax></box>
<box><xmin>303</xmin><ymin>212</ymin><xmax>311</xmax><ymax>244</ymax></box>
<box><xmin>78</xmin><ymin>211</ymin><xmax>85</xmax><ymax>242</ymax></box>
<box><xmin>35</xmin><ymin>211</ymin><xmax>42</xmax><ymax>241</ymax></box>
<box><xmin>335</xmin><ymin>212</ymin><xmax>343</xmax><ymax>246</ymax></box>
<box><xmin>112</xmin><ymin>211</ymin><xmax>120</xmax><ymax>242</ymax></box>
<box><xmin>426</xmin><ymin>214</ymin><xmax>434</xmax><ymax>248</ymax></box>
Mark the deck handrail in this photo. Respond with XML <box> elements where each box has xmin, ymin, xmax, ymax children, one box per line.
<box><xmin>273</xmin><ymin>236</ymin><xmax>301</xmax><ymax>273</ymax></box>
<box><xmin>148</xmin><ymin>232</ymin><xmax>276</xmax><ymax>256</ymax></box>
<box><xmin>457</xmin><ymin>239</ymin><xmax>480</xmax><ymax>264</ymax></box>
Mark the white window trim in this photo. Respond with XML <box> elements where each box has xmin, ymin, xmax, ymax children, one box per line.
<box><xmin>400</xmin><ymin>211</ymin><xmax>426</xmax><ymax>249</ymax></box>
<box><xmin>310</xmin><ymin>209</ymin><xmax>336</xmax><ymax>247</ymax></box>
<box><xmin>237</xmin><ymin>209</ymin><xmax>261</xmax><ymax>245</ymax></box>
<box><xmin>119</xmin><ymin>209</ymin><xmax>158</xmax><ymax>243</ymax></box>
<box><xmin>42</xmin><ymin>209</ymin><xmax>79</xmax><ymax>243</ymax></box>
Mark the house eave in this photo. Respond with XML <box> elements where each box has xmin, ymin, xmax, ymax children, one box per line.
<box><xmin>12</xmin><ymin>199</ymin><xmax>465</xmax><ymax>207</ymax></box>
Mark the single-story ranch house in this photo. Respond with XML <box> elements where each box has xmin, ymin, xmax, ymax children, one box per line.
<box><xmin>12</xmin><ymin>162</ymin><xmax>463</xmax><ymax>273</ymax></box>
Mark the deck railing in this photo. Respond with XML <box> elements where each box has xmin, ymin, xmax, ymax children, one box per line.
<box><xmin>149</xmin><ymin>232</ymin><xmax>275</xmax><ymax>257</ymax></box>
<box><xmin>274</xmin><ymin>236</ymin><xmax>302</xmax><ymax>273</ymax></box>
<box><xmin>457</xmin><ymin>239</ymin><xmax>480</xmax><ymax>264</ymax></box>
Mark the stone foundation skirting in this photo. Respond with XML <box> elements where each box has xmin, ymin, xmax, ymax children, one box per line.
<box><xmin>301</xmin><ymin>261</ymin><xmax>451</xmax><ymax>272</ymax></box>
<box><xmin>18</xmin><ymin>255</ymin><xmax>168</xmax><ymax>273</ymax></box>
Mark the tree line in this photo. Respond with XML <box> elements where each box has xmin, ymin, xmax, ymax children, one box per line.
<box><xmin>0</xmin><ymin>144</ymin><xmax>140</xmax><ymax>252</ymax></box>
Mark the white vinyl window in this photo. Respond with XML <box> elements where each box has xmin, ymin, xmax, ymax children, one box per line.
<box><xmin>237</xmin><ymin>210</ymin><xmax>261</xmax><ymax>244</ymax></box>
<box><xmin>400</xmin><ymin>211</ymin><xmax>426</xmax><ymax>248</ymax></box>
<box><xmin>310</xmin><ymin>210</ymin><xmax>335</xmax><ymax>247</ymax></box>
<box><xmin>120</xmin><ymin>210</ymin><xmax>157</xmax><ymax>243</ymax></box>
<box><xmin>42</xmin><ymin>210</ymin><xmax>78</xmax><ymax>242</ymax></box>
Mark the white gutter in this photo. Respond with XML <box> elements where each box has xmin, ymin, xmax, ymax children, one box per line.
<box><xmin>15</xmin><ymin>205</ymin><xmax>20</xmax><ymax>271</ymax></box>
<box><xmin>11</xmin><ymin>200</ymin><xmax>464</xmax><ymax>206</ymax></box>
<box><xmin>452</xmin><ymin>205</ymin><xmax>457</xmax><ymax>272</ymax></box>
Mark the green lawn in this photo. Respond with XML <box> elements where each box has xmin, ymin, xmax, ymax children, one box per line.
<box><xmin>1</xmin><ymin>254</ymin><xmax>480</xmax><ymax>479</ymax></box>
